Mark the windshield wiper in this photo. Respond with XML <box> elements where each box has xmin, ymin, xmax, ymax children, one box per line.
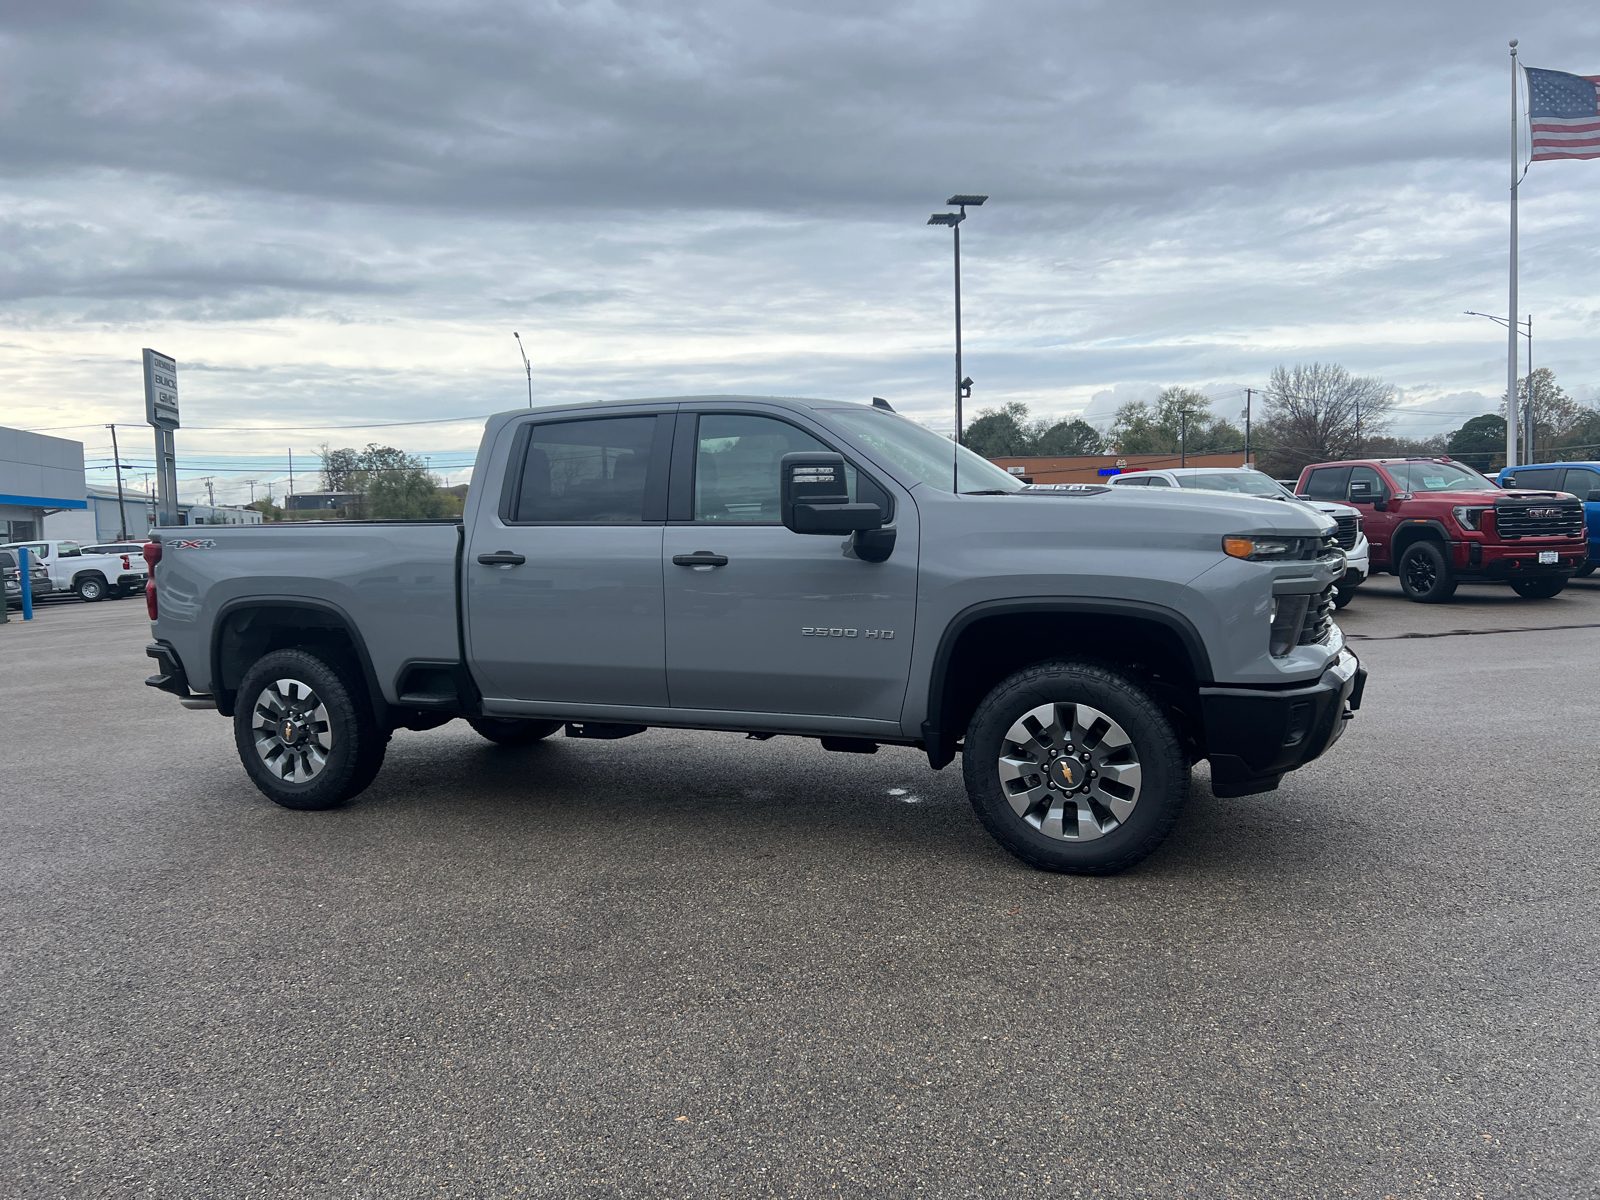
<box><xmin>960</xmin><ymin>489</ymin><xmax>1014</xmax><ymax>495</ymax></box>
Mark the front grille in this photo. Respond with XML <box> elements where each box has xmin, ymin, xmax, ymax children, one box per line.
<box><xmin>1333</xmin><ymin>514</ymin><xmax>1358</xmax><ymax>550</ymax></box>
<box><xmin>1494</xmin><ymin>499</ymin><xmax>1584</xmax><ymax>539</ymax></box>
<box><xmin>1299</xmin><ymin>584</ymin><xmax>1336</xmax><ymax>647</ymax></box>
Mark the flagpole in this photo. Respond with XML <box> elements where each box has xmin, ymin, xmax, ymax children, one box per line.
<box><xmin>1507</xmin><ymin>39</ymin><xmax>1520</xmax><ymax>470</ymax></box>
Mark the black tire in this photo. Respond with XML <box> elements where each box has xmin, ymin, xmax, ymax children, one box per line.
<box><xmin>1574</xmin><ymin>563</ymin><xmax>1595</xmax><ymax>578</ymax></box>
<box><xmin>962</xmin><ymin>660</ymin><xmax>1188</xmax><ymax>875</ymax></box>
<box><xmin>75</xmin><ymin>575</ymin><xmax>106</xmax><ymax>602</ymax></box>
<box><xmin>1333</xmin><ymin>583</ymin><xmax>1357</xmax><ymax>610</ymax></box>
<box><xmin>1511</xmin><ymin>577</ymin><xmax>1565</xmax><ymax>599</ymax></box>
<box><xmin>1397</xmin><ymin>541</ymin><xmax>1457</xmax><ymax>603</ymax></box>
<box><xmin>233</xmin><ymin>647</ymin><xmax>387</xmax><ymax>811</ymax></box>
<box><xmin>467</xmin><ymin>716</ymin><xmax>563</xmax><ymax>745</ymax></box>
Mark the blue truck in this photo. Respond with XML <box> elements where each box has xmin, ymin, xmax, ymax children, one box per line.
<box><xmin>1496</xmin><ymin>462</ymin><xmax>1600</xmax><ymax>577</ymax></box>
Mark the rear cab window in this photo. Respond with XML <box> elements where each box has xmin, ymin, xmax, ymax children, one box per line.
<box><xmin>1303</xmin><ymin>466</ymin><xmax>1352</xmax><ymax>500</ymax></box>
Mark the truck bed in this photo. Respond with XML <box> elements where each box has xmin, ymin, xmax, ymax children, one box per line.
<box><xmin>151</xmin><ymin>521</ymin><xmax>463</xmax><ymax>704</ymax></box>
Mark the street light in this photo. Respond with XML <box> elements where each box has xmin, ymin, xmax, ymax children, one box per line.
<box><xmin>928</xmin><ymin>194</ymin><xmax>987</xmax><ymax>483</ymax></box>
<box><xmin>1465</xmin><ymin>311</ymin><xmax>1533</xmax><ymax>464</ymax></box>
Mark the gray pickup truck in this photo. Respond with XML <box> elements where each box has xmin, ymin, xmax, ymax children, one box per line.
<box><xmin>144</xmin><ymin>395</ymin><xmax>1364</xmax><ymax>874</ymax></box>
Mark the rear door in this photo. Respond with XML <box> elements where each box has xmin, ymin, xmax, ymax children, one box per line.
<box><xmin>661</xmin><ymin>408</ymin><xmax>918</xmax><ymax>722</ymax></box>
<box><xmin>465</xmin><ymin>411</ymin><xmax>674</xmax><ymax>707</ymax></box>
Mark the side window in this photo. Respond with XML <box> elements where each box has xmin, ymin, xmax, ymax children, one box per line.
<box><xmin>511</xmin><ymin>416</ymin><xmax>658</xmax><ymax>523</ymax></box>
<box><xmin>693</xmin><ymin>414</ymin><xmax>840</xmax><ymax>523</ymax></box>
<box><xmin>1144</xmin><ymin>475</ymin><xmax>1172</xmax><ymax>487</ymax></box>
<box><xmin>1304</xmin><ymin>466</ymin><xmax>1352</xmax><ymax>500</ymax></box>
<box><xmin>1504</xmin><ymin>467</ymin><xmax>1562</xmax><ymax>490</ymax></box>
<box><xmin>1347</xmin><ymin>466</ymin><xmax>1385</xmax><ymax>503</ymax></box>
<box><xmin>1112</xmin><ymin>476</ymin><xmax>1147</xmax><ymax>486</ymax></box>
<box><xmin>1562</xmin><ymin>468</ymin><xmax>1600</xmax><ymax>498</ymax></box>
<box><xmin>57</xmin><ymin>543</ymin><xmax>81</xmax><ymax>558</ymax></box>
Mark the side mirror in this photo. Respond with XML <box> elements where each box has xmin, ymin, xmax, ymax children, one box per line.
<box><xmin>781</xmin><ymin>452</ymin><xmax>883</xmax><ymax>535</ymax></box>
<box><xmin>1373</xmin><ymin>496</ymin><xmax>1388</xmax><ymax>512</ymax></box>
<box><xmin>1587</xmin><ymin>490</ymin><xmax>1600</xmax><ymax>504</ymax></box>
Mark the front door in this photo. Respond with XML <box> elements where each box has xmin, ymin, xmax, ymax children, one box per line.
<box><xmin>1344</xmin><ymin>465</ymin><xmax>1396</xmax><ymax>567</ymax></box>
<box><xmin>662</xmin><ymin>411</ymin><xmax>918</xmax><ymax>722</ymax></box>
<box><xmin>465</xmin><ymin>412</ymin><xmax>673</xmax><ymax>707</ymax></box>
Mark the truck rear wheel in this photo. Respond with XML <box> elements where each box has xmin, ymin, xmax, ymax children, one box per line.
<box><xmin>75</xmin><ymin>575</ymin><xmax>106</xmax><ymax>602</ymax></box>
<box><xmin>962</xmin><ymin>660</ymin><xmax>1188</xmax><ymax>875</ymax></box>
<box><xmin>467</xmin><ymin>717</ymin><xmax>563</xmax><ymax>745</ymax></box>
<box><xmin>233</xmin><ymin>648</ymin><xmax>386</xmax><ymax>811</ymax></box>
<box><xmin>1397</xmin><ymin>542</ymin><xmax>1457</xmax><ymax>603</ymax></box>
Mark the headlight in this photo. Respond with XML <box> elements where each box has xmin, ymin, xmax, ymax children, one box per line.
<box><xmin>1452</xmin><ymin>506</ymin><xmax>1488</xmax><ymax>531</ymax></box>
<box><xmin>1223</xmin><ymin>535</ymin><xmax>1312</xmax><ymax>561</ymax></box>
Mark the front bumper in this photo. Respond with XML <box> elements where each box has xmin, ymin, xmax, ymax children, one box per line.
<box><xmin>1455</xmin><ymin>540</ymin><xmax>1585</xmax><ymax>580</ymax></box>
<box><xmin>1200</xmin><ymin>649</ymin><xmax>1364</xmax><ymax>798</ymax></box>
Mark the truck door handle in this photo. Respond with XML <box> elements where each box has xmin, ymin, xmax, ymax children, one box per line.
<box><xmin>672</xmin><ymin>551</ymin><xmax>728</xmax><ymax>567</ymax></box>
<box><xmin>477</xmin><ymin>551</ymin><xmax>526</xmax><ymax>566</ymax></box>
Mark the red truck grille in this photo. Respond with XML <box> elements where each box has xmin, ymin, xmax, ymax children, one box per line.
<box><xmin>1494</xmin><ymin>498</ymin><xmax>1584</xmax><ymax>539</ymax></box>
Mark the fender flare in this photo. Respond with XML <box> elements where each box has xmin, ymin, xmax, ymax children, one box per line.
<box><xmin>1389</xmin><ymin>518</ymin><xmax>1453</xmax><ymax>565</ymax></box>
<box><xmin>919</xmin><ymin>597</ymin><xmax>1215</xmax><ymax>768</ymax></box>
<box><xmin>211</xmin><ymin>596</ymin><xmax>387</xmax><ymax>721</ymax></box>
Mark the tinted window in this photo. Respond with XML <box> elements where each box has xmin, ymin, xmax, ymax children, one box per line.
<box><xmin>1502</xmin><ymin>467</ymin><xmax>1560</xmax><ymax>490</ymax></box>
<box><xmin>1175</xmin><ymin>472</ymin><xmax>1288</xmax><ymax>496</ymax></box>
<box><xmin>1304</xmin><ymin>466</ymin><xmax>1352</xmax><ymax>500</ymax></box>
<box><xmin>1111</xmin><ymin>475</ymin><xmax>1148</xmax><ymax>486</ymax></box>
<box><xmin>512</xmin><ymin>416</ymin><xmax>657</xmax><ymax>522</ymax></box>
<box><xmin>1563</xmin><ymin>467</ymin><xmax>1600</xmax><ymax>498</ymax></box>
<box><xmin>1347</xmin><ymin>466</ymin><xmax>1385</xmax><ymax>503</ymax></box>
<box><xmin>694</xmin><ymin>414</ymin><xmax>838</xmax><ymax>523</ymax></box>
<box><xmin>0</xmin><ymin>551</ymin><xmax>13</xmax><ymax>568</ymax></box>
<box><xmin>1145</xmin><ymin>475</ymin><xmax>1173</xmax><ymax>487</ymax></box>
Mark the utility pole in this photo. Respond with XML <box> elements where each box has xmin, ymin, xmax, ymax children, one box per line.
<box><xmin>1243</xmin><ymin>389</ymin><xmax>1253</xmax><ymax>466</ymax></box>
<box><xmin>1354</xmin><ymin>399</ymin><xmax>1362</xmax><ymax>458</ymax></box>
<box><xmin>247</xmin><ymin>480</ymin><xmax>257</xmax><ymax>504</ymax></box>
<box><xmin>107</xmin><ymin>424</ymin><xmax>129</xmax><ymax>539</ymax></box>
<box><xmin>288</xmin><ymin>449</ymin><xmax>295</xmax><ymax>500</ymax></box>
<box><xmin>1180</xmin><ymin>408</ymin><xmax>1191</xmax><ymax>468</ymax></box>
<box><xmin>203</xmin><ymin>477</ymin><xmax>215</xmax><ymax>506</ymax></box>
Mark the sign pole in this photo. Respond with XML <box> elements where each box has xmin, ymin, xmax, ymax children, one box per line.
<box><xmin>142</xmin><ymin>349</ymin><xmax>180</xmax><ymax>526</ymax></box>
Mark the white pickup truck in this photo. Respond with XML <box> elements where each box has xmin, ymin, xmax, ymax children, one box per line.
<box><xmin>0</xmin><ymin>539</ymin><xmax>149</xmax><ymax>602</ymax></box>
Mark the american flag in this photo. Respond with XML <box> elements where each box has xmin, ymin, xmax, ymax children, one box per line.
<box><xmin>1526</xmin><ymin>67</ymin><xmax>1600</xmax><ymax>162</ymax></box>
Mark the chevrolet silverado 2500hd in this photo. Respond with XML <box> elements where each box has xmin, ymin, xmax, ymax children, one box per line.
<box><xmin>143</xmin><ymin>396</ymin><xmax>1364</xmax><ymax>874</ymax></box>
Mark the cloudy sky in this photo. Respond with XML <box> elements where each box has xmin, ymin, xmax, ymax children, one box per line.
<box><xmin>4</xmin><ymin>0</ymin><xmax>1598</xmax><ymax>504</ymax></box>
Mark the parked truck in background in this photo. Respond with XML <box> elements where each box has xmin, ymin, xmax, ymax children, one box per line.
<box><xmin>1496</xmin><ymin>461</ymin><xmax>1600</xmax><ymax>577</ymax></box>
<box><xmin>142</xmin><ymin>395</ymin><xmax>1364</xmax><ymax>875</ymax></box>
<box><xmin>1295</xmin><ymin>457</ymin><xmax>1587</xmax><ymax>602</ymax></box>
<box><xmin>0</xmin><ymin>539</ymin><xmax>149</xmax><ymax>602</ymax></box>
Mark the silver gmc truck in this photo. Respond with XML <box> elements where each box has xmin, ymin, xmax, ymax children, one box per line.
<box><xmin>144</xmin><ymin>395</ymin><xmax>1364</xmax><ymax>874</ymax></box>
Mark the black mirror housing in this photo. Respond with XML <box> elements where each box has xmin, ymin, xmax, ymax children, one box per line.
<box><xmin>1587</xmin><ymin>490</ymin><xmax>1600</xmax><ymax>503</ymax></box>
<box><xmin>781</xmin><ymin>452</ymin><xmax>884</xmax><ymax>535</ymax></box>
<box><xmin>1373</xmin><ymin>497</ymin><xmax>1388</xmax><ymax>511</ymax></box>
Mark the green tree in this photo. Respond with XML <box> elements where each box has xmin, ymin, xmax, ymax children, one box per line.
<box><xmin>1113</xmin><ymin>387</ymin><xmax>1241</xmax><ymax>456</ymax></box>
<box><xmin>1034</xmin><ymin>418</ymin><xmax>1106</xmax><ymax>456</ymax></box>
<box><xmin>962</xmin><ymin>402</ymin><xmax>1037</xmax><ymax>457</ymax></box>
<box><xmin>1553</xmin><ymin>408</ymin><xmax>1600</xmax><ymax>460</ymax></box>
<box><xmin>1445</xmin><ymin>415</ymin><xmax>1506</xmax><ymax>473</ymax></box>
<box><xmin>314</xmin><ymin>443</ymin><xmax>452</xmax><ymax>519</ymax></box>
<box><xmin>319</xmin><ymin>444</ymin><xmax>364</xmax><ymax>491</ymax></box>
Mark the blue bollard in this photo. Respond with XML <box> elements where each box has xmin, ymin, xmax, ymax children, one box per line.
<box><xmin>19</xmin><ymin>545</ymin><xmax>33</xmax><ymax>620</ymax></box>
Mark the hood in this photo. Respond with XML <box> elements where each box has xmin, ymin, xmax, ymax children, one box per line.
<box><xmin>1305</xmin><ymin>499</ymin><xmax>1359</xmax><ymax>518</ymax></box>
<box><xmin>998</xmin><ymin>483</ymin><xmax>1335</xmax><ymax>539</ymax></box>
<box><xmin>1417</xmin><ymin>488</ymin><xmax>1569</xmax><ymax>504</ymax></box>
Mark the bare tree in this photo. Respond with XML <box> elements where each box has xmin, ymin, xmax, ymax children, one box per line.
<box><xmin>1256</xmin><ymin>363</ymin><xmax>1395</xmax><ymax>478</ymax></box>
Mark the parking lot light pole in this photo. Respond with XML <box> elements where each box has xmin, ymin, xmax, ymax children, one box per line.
<box><xmin>928</xmin><ymin>195</ymin><xmax>987</xmax><ymax>482</ymax></box>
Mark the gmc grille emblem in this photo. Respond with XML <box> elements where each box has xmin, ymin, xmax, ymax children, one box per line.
<box><xmin>1527</xmin><ymin>508</ymin><xmax>1560</xmax><ymax>519</ymax></box>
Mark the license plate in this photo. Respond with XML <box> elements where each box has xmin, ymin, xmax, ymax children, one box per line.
<box><xmin>1538</xmin><ymin>551</ymin><xmax>1558</xmax><ymax>565</ymax></box>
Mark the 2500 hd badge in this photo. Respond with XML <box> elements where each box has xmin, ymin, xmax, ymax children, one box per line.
<box><xmin>801</xmin><ymin>627</ymin><xmax>895</xmax><ymax>639</ymax></box>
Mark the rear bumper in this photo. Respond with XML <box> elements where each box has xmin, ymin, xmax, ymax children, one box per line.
<box><xmin>145</xmin><ymin>641</ymin><xmax>192</xmax><ymax>697</ymax></box>
<box><xmin>1201</xmin><ymin>649</ymin><xmax>1364</xmax><ymax>798</ymax></box>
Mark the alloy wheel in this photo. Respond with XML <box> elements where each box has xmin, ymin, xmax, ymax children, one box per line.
<box><xmin>1404</xmin><ymin>554</ymin><xmax>1437</xmax><ymax>592</ymax></box>
<box><xmin>251</xmin><ymin>678</ymin><xmax>333</xmax><ymax>782</ymax></box>
<box><xmin>996</xmin><ymin>702</ymin><xmax>1143</xmax><ymax>841</ymax></box>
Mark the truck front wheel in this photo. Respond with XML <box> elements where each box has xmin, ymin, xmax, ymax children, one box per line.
<box><xmin>962</xmin><ymin>661</ymin><xmax>1188</xmax><ymax>875</ymax></box>
<box><xmin>1397</xmin><ymin>542</ymin><xmax>1457</xmax><ymax>603</ymax></box>
<box><xmin>233</xmin><ymin>648</ymin><xmax>387</xmax><ymax>811</ymax></box>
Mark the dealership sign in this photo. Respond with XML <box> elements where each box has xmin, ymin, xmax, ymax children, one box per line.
<box><xmin>143</xmin><ymin>349</ymin><xmax>179</xmax><ymax>428</ymax></box>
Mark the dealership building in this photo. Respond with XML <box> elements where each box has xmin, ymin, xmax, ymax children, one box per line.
<box><xmin>0</xmin><ymin>425</ymin><xmax>88</xmax><ymax>543</ymax></box>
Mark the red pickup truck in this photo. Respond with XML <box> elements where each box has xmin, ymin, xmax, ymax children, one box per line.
<box><xmin>1295</xmin><ymin>457</ymin><xmax>1587</xmax><ymax>602</ymax></box>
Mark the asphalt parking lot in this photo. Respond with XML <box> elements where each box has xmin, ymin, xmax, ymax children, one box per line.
<box><xmin>3</xmin><ymin>578</ymin><xmax>1598</xmax><ymax>1198</ymax></box>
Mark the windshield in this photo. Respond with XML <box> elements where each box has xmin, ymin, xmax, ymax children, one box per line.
<box><xmin>825</xmin><ymin>407</ymin><xmax>1025</xmax><ymax>494</ymax></box>
<box><xmin>1176</xmin><ymin>472</ymin><xmax>1295</xmax><ymax>498</ymax></box>
<box><xmin>1385</xmin><ymin>461</ymin><xmax>1498</xmax><ymax>493</ymax></box>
